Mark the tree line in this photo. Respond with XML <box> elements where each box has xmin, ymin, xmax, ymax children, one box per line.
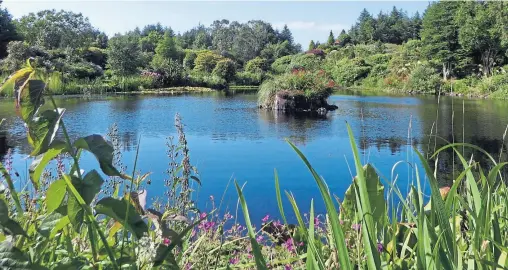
<box><xmin>1</xmin><ymin>1</ymin><xmax>507</xmax><ymax>96</ymax></box>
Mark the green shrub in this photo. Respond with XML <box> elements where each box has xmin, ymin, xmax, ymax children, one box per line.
<box><xmin>82</xmin><ymin>47</ymin><xmax>107</xmax><ymax>68</ymax></box>
<box><xmin>325</xmin><ymin>58</ymin><xmax>371</xmax><ymax>87</ymax></box>
<box><xmin>234</xmin><ymin>71</ymin><xmax>264</xmax><ymax>86</ymax></box>
<box><xmin>442</xmin><ymin>79</ymin><xmax>471</xmax><ymax>94</ymax></box>
<box><xmin>405</xmin><ymin>64</ymin><xmax>441</xmax><ymax>93</ymax></box>
<box><xmin>366</xmin><ymin>53</ymin><xmax>391</xmax><ymax>65</ymax></box>
<box><xmin>286</xmin><ymin>53</ymin><xmax>322</xmax><ymax>71</ymax></box>
<box><xmin>244</xmin><ymin>57</ymin><xmax>268</xmax><ymax>73</ymax></box>
<box><xmin>478</xmin><ymin>73</ymin><xmax>508</xmax><ymax>93</ymax></box>
<box><xmin>270</xmin><ymin>55</ymin><xmax>293</xmax><ymax>74</ymax></box>
<box><xmin>212</xmin><ymin>59</ymin><xmax>236</xmax><ymax>82</ymax></box>
<box><xmin>183</xmin><ymin>50</ymin><xmax>198</xmax><ymax>70</ymax></box>
<box><xmin>189</xmin><ymin>71</ymin><xmax>227</xmax><ymax>89</ymax></box>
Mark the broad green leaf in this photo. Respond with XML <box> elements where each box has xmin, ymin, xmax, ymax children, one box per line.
<box><xmin>1</xmin><ymin>219</ymin><xmax>26</xmax><ymax>236</ymax></box>
<box><xmin>0</xmin><ymin>199</ymin><xmax>9</xmax><ymax>224</ymax></box>
<box><xmin>27</xmin><ymin>108</ymin><xmax>65</xmax><ymax>156</ymax></box>
<box><xmin>95</xmin><ymin>197</ymin><xmax>148</xmax><ymax>240</ymax></box>
<box><xmin>234</xmin><ymin>181</ymin><xmax>267</xmax><ymax>270</ymax></box>
<box><xmin>0</xmin><ymin>241</ymin><xmax>32</xmax><ymax>269</ymax></box>
<box><xmin>81</xmin><ymin>170</ymin><xmax>104</xmax><ymax>205</ymax></box>
<box><xmin>29</xmin><ymin>141</ymin><xmax>68</xmax><ymax>190</ymax></box>
<box><xmin>73</xmin><ymin>135</ymin><xmax>124</xmax><ymax>178</ymax></box>
<box><xmin>340</xmin><ymin>164</ymin><xmax>386</xmax><ymax>227</ymax></box>
<box><xmin>46</xmin><ymin>179</ymin><xmax>67</xmax><ymax>213</ymax></box>
<box><xmin>0</xmin><ymin>67</ymin><xmax>33</xmax><ymax>96</ymax></box>
<box><xmin>67</xmin><ymin>191</ymin><xmax>83</xmax><ymax>229</ymax></box>
<box><xmin>39</xmin><ymin>206</ymin><xmax>67</xmax><ymax>238</ymax></box>
<box><xmin>17</xmin><ymin>79</ymin><xmax>45</xmax><ymax>123</ymax></box>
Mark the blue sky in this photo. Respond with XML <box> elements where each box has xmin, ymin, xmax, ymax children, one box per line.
<box><xmin>3</xmin><ymin>1</ymin><xmax>430</xmax><ymax>46</ymax></box>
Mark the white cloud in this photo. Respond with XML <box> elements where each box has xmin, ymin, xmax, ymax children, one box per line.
<box><xmin>274</xmin><ymin>21</ymin><xmax>347</xmax><ymax>32</ymax></box>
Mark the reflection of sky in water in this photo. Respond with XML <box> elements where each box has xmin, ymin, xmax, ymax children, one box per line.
<box><xmin>2</xmin><ymin>93</ymin><xmax>508</xmax><ymax>223</ymax></box>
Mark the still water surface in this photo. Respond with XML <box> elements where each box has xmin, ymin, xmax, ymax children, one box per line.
<box><xmin>1</xmin><ymin>92</ymin><xmax>508</xmax><ymax>222</ymax></box>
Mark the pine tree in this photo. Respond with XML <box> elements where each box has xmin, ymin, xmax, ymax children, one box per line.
<box><xmin>327</xmin><ymin>30</ymin><xmax>335</xmax><ymax>45</ymax></box>
<box><xmin>308</xmin><ymin>40</ymin><xmax>316</xmax><ymax>51</ymax></box>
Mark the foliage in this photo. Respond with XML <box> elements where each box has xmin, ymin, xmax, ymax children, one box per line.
<box><xmin>106</xmin><ymin>34</ymin><xmax>143</xmax><ymax>76</ymax></box>
<box><xmin>258</xmin><ymin>69</ymin><xmax>335</xmax><ymax>108</ymax></box>
<box><xmin>15</xmin><ymin>9</ymin><xmax>97</xmax><ymax>50</ymax></box>
<box><xmin>405</xmin><ymin>64</ymin><xmax>442</xmax><ymax>93</ymax></box>
<box><xmin>0</xmin><ymin>3</ymin><xmax>18</xmax><ymax>58</ymax></box>
<box><xmin>271</xmin><ymin>55</ymin><xmax>293</xmax><ymax>74</ymax></box>
<box><xmin>193</xmin><ymin>50</ymin><xmax>223</xmax><ymax>73</ymax></box>
<box><xmin>234</xmin><ymin>71</ymin><xmax>264</xmax><ymax>86</ymax></box>
<box><xmin>325</xmin><ymin>57</ymin><xmax>371</xmax><ymax>87</ymax></box>
<box><xmin>245</xmin><ymin>57</ymin><xmax>268</xmax><ymax>74</ymax></box>
<box><xmin>212</xmin><ymin>58</ymin><xmax>236</xmax><ymax>82</ymax></box>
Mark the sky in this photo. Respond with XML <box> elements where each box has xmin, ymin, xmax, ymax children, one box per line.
<box><xmin>3</xmin><ymin>1</ymin><xmax>430</xmax><ymax>46</ymax></box>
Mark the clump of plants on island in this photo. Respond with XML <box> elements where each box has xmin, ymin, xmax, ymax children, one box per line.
<box><xmin>1</xmin><ymin>65</ymin><xmax>508</xmax><ymax>269</ymax></box>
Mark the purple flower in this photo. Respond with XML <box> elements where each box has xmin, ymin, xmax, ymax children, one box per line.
<box><xmin>209</xmin><ymin>195</ymin><xmax>214</xmax><ymax>201</ymax></box>
<box><xmin>247</xmin><ymin>254</ymin><xmax>253</xmax><ymax>259</ymax></box>
<box><xmin>285</xmin><ymin>264</ymin><xmax>292</xmax><ymax>270</ymax></box>
<box><xmin>262</xmin><ymin>214</ymin><xmax>270</xmax><ymax>223</ymax></box>
<box><xmin>273</xmin><ymin>220</ymin><xmax>282</xmax><ymax>227</ymax></box>
<box><xmin>163</xmin><ymin>238</ymin><xmax>171</xmax><ymax>246</ymax></box>
<box><xmin>377</xmin><ymin>242</ymin><xmax>384</xmax><ymax>253</ymax></box>
<box><xmin>256</xmin><ymin>235</ymin><xmax>264</xmax><ymax>243</ymax></box>
<box><xmin>283</xmin><ymin>238</ymin><xmax>295</xmax><ymax>252</ymax></box>
<box><xmin>352</xmin><ymin>223</ymin><xmax>361</xmax><ymax>231</ymax></box>
<box><xmin>200</xmin><ymin>212</ymin><xmax>207</xmax><ymax>219</ymax></box>
<box><xmin>229</xmin><ymin>257</ymin><xmax>239</xmax><ymax>265</ymax></box>
<box><xmin>223</xmin><ymin>212</ymin><xmax>233</xmax><ymax>220</ymax></box>
<box><xmin>185</xmin><ymin>263</ymin><xmax>192</xmax><ymax>270</ymax></box>
<box><xmin>314</xmin><ymin>217</ymin><xmax>320</xmax><ymax>228</ymax></box>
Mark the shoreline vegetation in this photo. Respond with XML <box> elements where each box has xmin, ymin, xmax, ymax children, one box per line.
<box><xmin>1</xmin><ymin>66</ymin><xmax>508</xmax><ymax>269</ymax></box>
<box><xmin>1</xmin><ymin>1</ymin><xmax>507</xmax><ymax>104</ymax></box>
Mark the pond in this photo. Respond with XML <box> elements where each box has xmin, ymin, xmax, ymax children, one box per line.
<box><xmin>1</xmin><ymin>92</ymin><xmax>508</xmax><ymax>223</ymax></box>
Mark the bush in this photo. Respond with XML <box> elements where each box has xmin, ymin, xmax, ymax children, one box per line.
<box><xmin>188</xmin><ymin>71</ymin><xmax>227</xmax><ymax>89</ymax></box>
<box><xmin>212</xmin><ymin>59</ymin><xmax>236</xmax><ymax>82</ymax></box>
<box><xmin>325</xmin><ymin>58</ymin><xmax>371</xmax><ymax>87</ymax></box>
<box><xmin>234</xmin><ymin>71</ymin><xmax>264</xmax><ymax>85</ymax></box>
<box><xmin>151</xmin><ymin>58</ymin><xmax>184</xmax><ymax>87</ymax></box>
<box><xmin>66</xmin><ymin>61</ymin><xmax>104</xmax><ymax>79</ymax></box>
<box><xmin>82</xmin><ymin>47</ymin><xmax>107</xmax><ymax>68</ymax></box>
<box><xmin>244</xmin><ymin>57</ymin><xmax>268</xmax><ymax>73</ymax></box>
<box><xmin>366</xmin><ymin>54</ymin><xmax>391</xmax><ymax>66</ymax></box>
<box><xmin>286</xmin><ymin>54</ymin><xmax>322</xmax><ymax>72</ymax></box>
<box><xmin>405</xmin><ymin>64</ymin><xmax>441</xmax><ymax>93</ymax></box>
<box><xmin>442</xmin><ymin>79</ymin><xmax>471</xmax><ymax>94</ymax></box>
<box><xmin>271</xmin><ymin>55</ymin><xmax>293</xmax><ymax>74</ymax></box>
<box><xmin>478</xmin><ymin>73</ymin><xmax>508</xmax><ymax>93</ymax></box>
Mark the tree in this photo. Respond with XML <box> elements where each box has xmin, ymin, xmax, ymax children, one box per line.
<box><xmin>260</xmin><ymin>41</ymin><xmax>291</xmax><ymax>64</ymax></box>
<box><xmin>308</xmin><ymin>40</ymin><xmax>316</xmax><ymax>51</ymax></box>
<box><xmin>0</xmin><ymin>3</ymin><xmax>18</xmax><ymax>58</ymax></box>
<box><xmin>232</xmin><ymin>20</ymin><xmax>276</xmax><ymax>63</ymax></box>
<box><xmin>211</xmin><ymin>19</ymin><xmax>233</xmax><ymax>52</ymax></box>
<box><xmin>193</xmin><ymin>50</ymin><xmax>223</xmax><ymax>73</ymax></box>
<box><xmin>356</xmin><ymin>8</ymin><xmax>375</xmax><ymax>44</ymax></box>
<box><xmin>106</xmin><ymin>34</ymin><xmax>142</xmax><ymax>76</ymax></box>
<box><xmin>277</xmin><ymin>24</ymin><xmax>299</xmax><ymax>53</ymax></box>
<box><xmin>336</xmin><ymin>30</ymin><xmax>351</xmax><ymax>47</ymax></box>
<box><xmin>193</xmin><ymin>31</ymin><xmax>211</xmax><ymax>49</ymax></box>
<box><xmin>140</xmin><ymin>31</ymin><xmax>163</xmax><ymax>53</ymax></box>
<box><xmin>15</xmin><ymin>9</ymin><xmax>96</xmax><ymax>49</ymax></box>
<box><xmin>456</xmin><ymin>1</ymin><xmax>507</xmax><ymax>77</ymax></box>
<box><xmin>327</xmin><ymin>30</ymin><xmax>335</xmax><ymax>45</ymax></box>
<box><xmin>421</xmin><ymin>1</ymin><xmax>462</xmax><ymax>80</ymax></box>
<box><xmin>409</xmin><ymin>12</ymin><xmax>422</xmax><ymax>40</ymax></box>
<box><xmin>212</xmin><ymin>59</ymin><xmax>236</xmax><ymax>82</ymax></box>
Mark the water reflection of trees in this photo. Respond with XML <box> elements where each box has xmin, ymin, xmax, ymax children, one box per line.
<box><xmin>257</xmin><ymin>109</ymin><xmax>329</xmax><ymax>145</ymax></box>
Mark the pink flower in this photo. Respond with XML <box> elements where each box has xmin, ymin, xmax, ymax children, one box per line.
<box><xmin>256</xmin><ymin>235</ymin><xmax>264</xmax><ymax>243</ymax></box>
<box><xmin>352</xmin><ymin>223</ymin><xmax>361</xmax><ymax>231</ymax></box>
<box><xmin>273</xmin><ymin>220</ymin><xmax>282</xmax><ymax>227</ymax></box>
<box><xmin>247</xmin><ymin>254</ymin><xmax>253</xmax><ymax>259</ymax></box>
<box><xmin>163</xmin><ymin>238</ymin><xmax>171</xmax><ymax>246</ymax></box>
<box><xmin>229</xmin><ymin>257</ymin><xmax>239</xmax><ymax>265</ymax></box>
<box><xmin>285</xmin><ymin>264</ymin><xmax>292</xmax><ymax>270</ymax></box>
<box><xmin>200</xmin><ymin>212</ymin><xmax>207</xmax><ymax>219</ymax></box>
<box><xmin>314</xmin><ymin>217</ymin><xmax>320</xmax><ymax>228</ymax></box>
<box><xmin>283</xmin><ymin>238</ymin><xmax>295</xmax><ymax>252</ymax></box>
<box><xmin>262</xmin><ymin>214</ymin><xmax>270</xmax><ymax>223</ymax></box>
<box><xmin>223</xmin><ymin>213</ymin><xmax>233</xmax><ymax>220</ymax></box>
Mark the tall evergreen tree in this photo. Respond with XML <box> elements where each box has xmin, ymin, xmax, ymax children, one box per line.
<box><xmin>356</xmin><ymin>8</ymin><xmax>375</xmax><ymax>44</ymax></box>
<box><xmin>327</xmin><ymin>30</ymin><xmax>335</xmax><ymax>45</ymax></box>
<box><xmin>308</xmin><ymin>40</ymin><xmax>316</xmax><ymax>51</ymax></box>
<box><xmin>421</xmin><ymin>1</ymin><xmax>462</xmax><ymax>80</ymax></box>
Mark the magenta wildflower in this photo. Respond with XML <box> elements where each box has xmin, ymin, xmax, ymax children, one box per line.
<box><xmin>229</xmin><ymin>257</ymin><xmax>239</xmax><ymax>265</ymax></box>
<box><xmin>247</xmin><ymin>254</ymin><xmax>253</xmax><ymax>259</ymax></box>
<box><xmin>163</xmin><ymin>238</ymin><xmax>171</xmax><ymax>246</ymax></box>
<box><xmin>262</xmin><ymin>214</ymin><xmax>270</xmax><ymax>223</ymax></box>
<box><xmin>200</xmin><ymin>212</ymin><xmax>207</xmax><ymax>219</ymax></box>
<box><xmin>283</xmin><ymin>238</ymin><xmax>295</xmax><ymax>252</ymax></box>
<box><xmin>377</xmin><ymin>242</ymin><xmax>384</xmax><ymax>253</ymax></box>
<box><xmin>273</xmin><ymin>220</ymin><xmax>282</xmax><ymax>227</ymax></box>
<box><xmin>314</xmin><ymin>217</ymin><xmax>320</xmax><ymax>228</ymax></box>
<box><xmin>352</xmin><ymin>223</ymin><xmax>361</xmax><ymax>231</ymax></box>
<box><xmin>184</xmin><ymin>263</ymin><xmax>192</xmax><ymax>270</ymax></box>
<box><xmin>223</xmin><ymin>212</ymin><xmax>233</xmax><ymax>220</ymax></box>
<box><xmin>285</xmin><ymin>264</ymin><xmax>292</xmax><ymax>270</ymax></box>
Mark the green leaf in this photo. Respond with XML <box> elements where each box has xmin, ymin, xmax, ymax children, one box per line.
<box><xmin>73</xmin><ymin>135</ymin><xmax>124</xmax><ymax>178</ymax></box>
<box><xmin>274</xmin><ymin>169</ymin><xmax>288</xmax><ymax>225</ymax></box>
<box><xmin>46</xmin><ymin>179</ymin><xmax>67</xmax><ymax>213</ymax></box>
<box><xmin>39</xmin><ymin>206</ymin><xmax>67</xmax><ymax>238</ymax></box>
<box><xmin>67</xmin><ymin>191</ymin><xmax>83</xmax><ymax>229</ymax></box>
<box><xmin>340</xmin><ymin>164</ymin><xmax>386</xmax><ymax>227</ymax></box>
<box><xmin>0</xmin><ymin>241</ymin><xmax>32</xmax><ymax>269</ymax></box>
<box><xmin>234</xmin><ymin>181</ymin><xmax>267</xmax><ymax>270</ymax></box>
<box><xmin>1</xmin><ymin>219</ymin><xmax>26</xmax><ymax>236</ymax></box>
<box><xmin>81</xmin><ymin>170</ymin><xmax>104</xmax><ymax>205</ymax></box>
<box><xmin>0</xmin><ymin>199</ymin><xmax>9</xmax><ymax>224</ymax></box>
<box><xmin>17</xmin><ymin>79</ymin><xmax>45</xmax><ymax>123</ymax></box>
<box><xmin>286</xmin><ymin>139</ymin><xmax>351</xmax><ymax>270</ymax></box>
<box><xmin>95</xmin><ymin>197</ymin><xmax>148</xmax><ymax>240</ymax></box>
<box><xmin>30</xmin><ymin>141</ymin><xmax>68</xmax><ymax>190</ymax></box>
<box><xmin>27</xmin><ymin>108</ymin><xmax>65</xmax><ymax>156</ymax></box>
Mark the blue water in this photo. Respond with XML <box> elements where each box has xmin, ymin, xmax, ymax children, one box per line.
<box><xmin>2</xmin><ymin>92</ymin><xmax>508</xmax><ymax>223</ymax></box>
